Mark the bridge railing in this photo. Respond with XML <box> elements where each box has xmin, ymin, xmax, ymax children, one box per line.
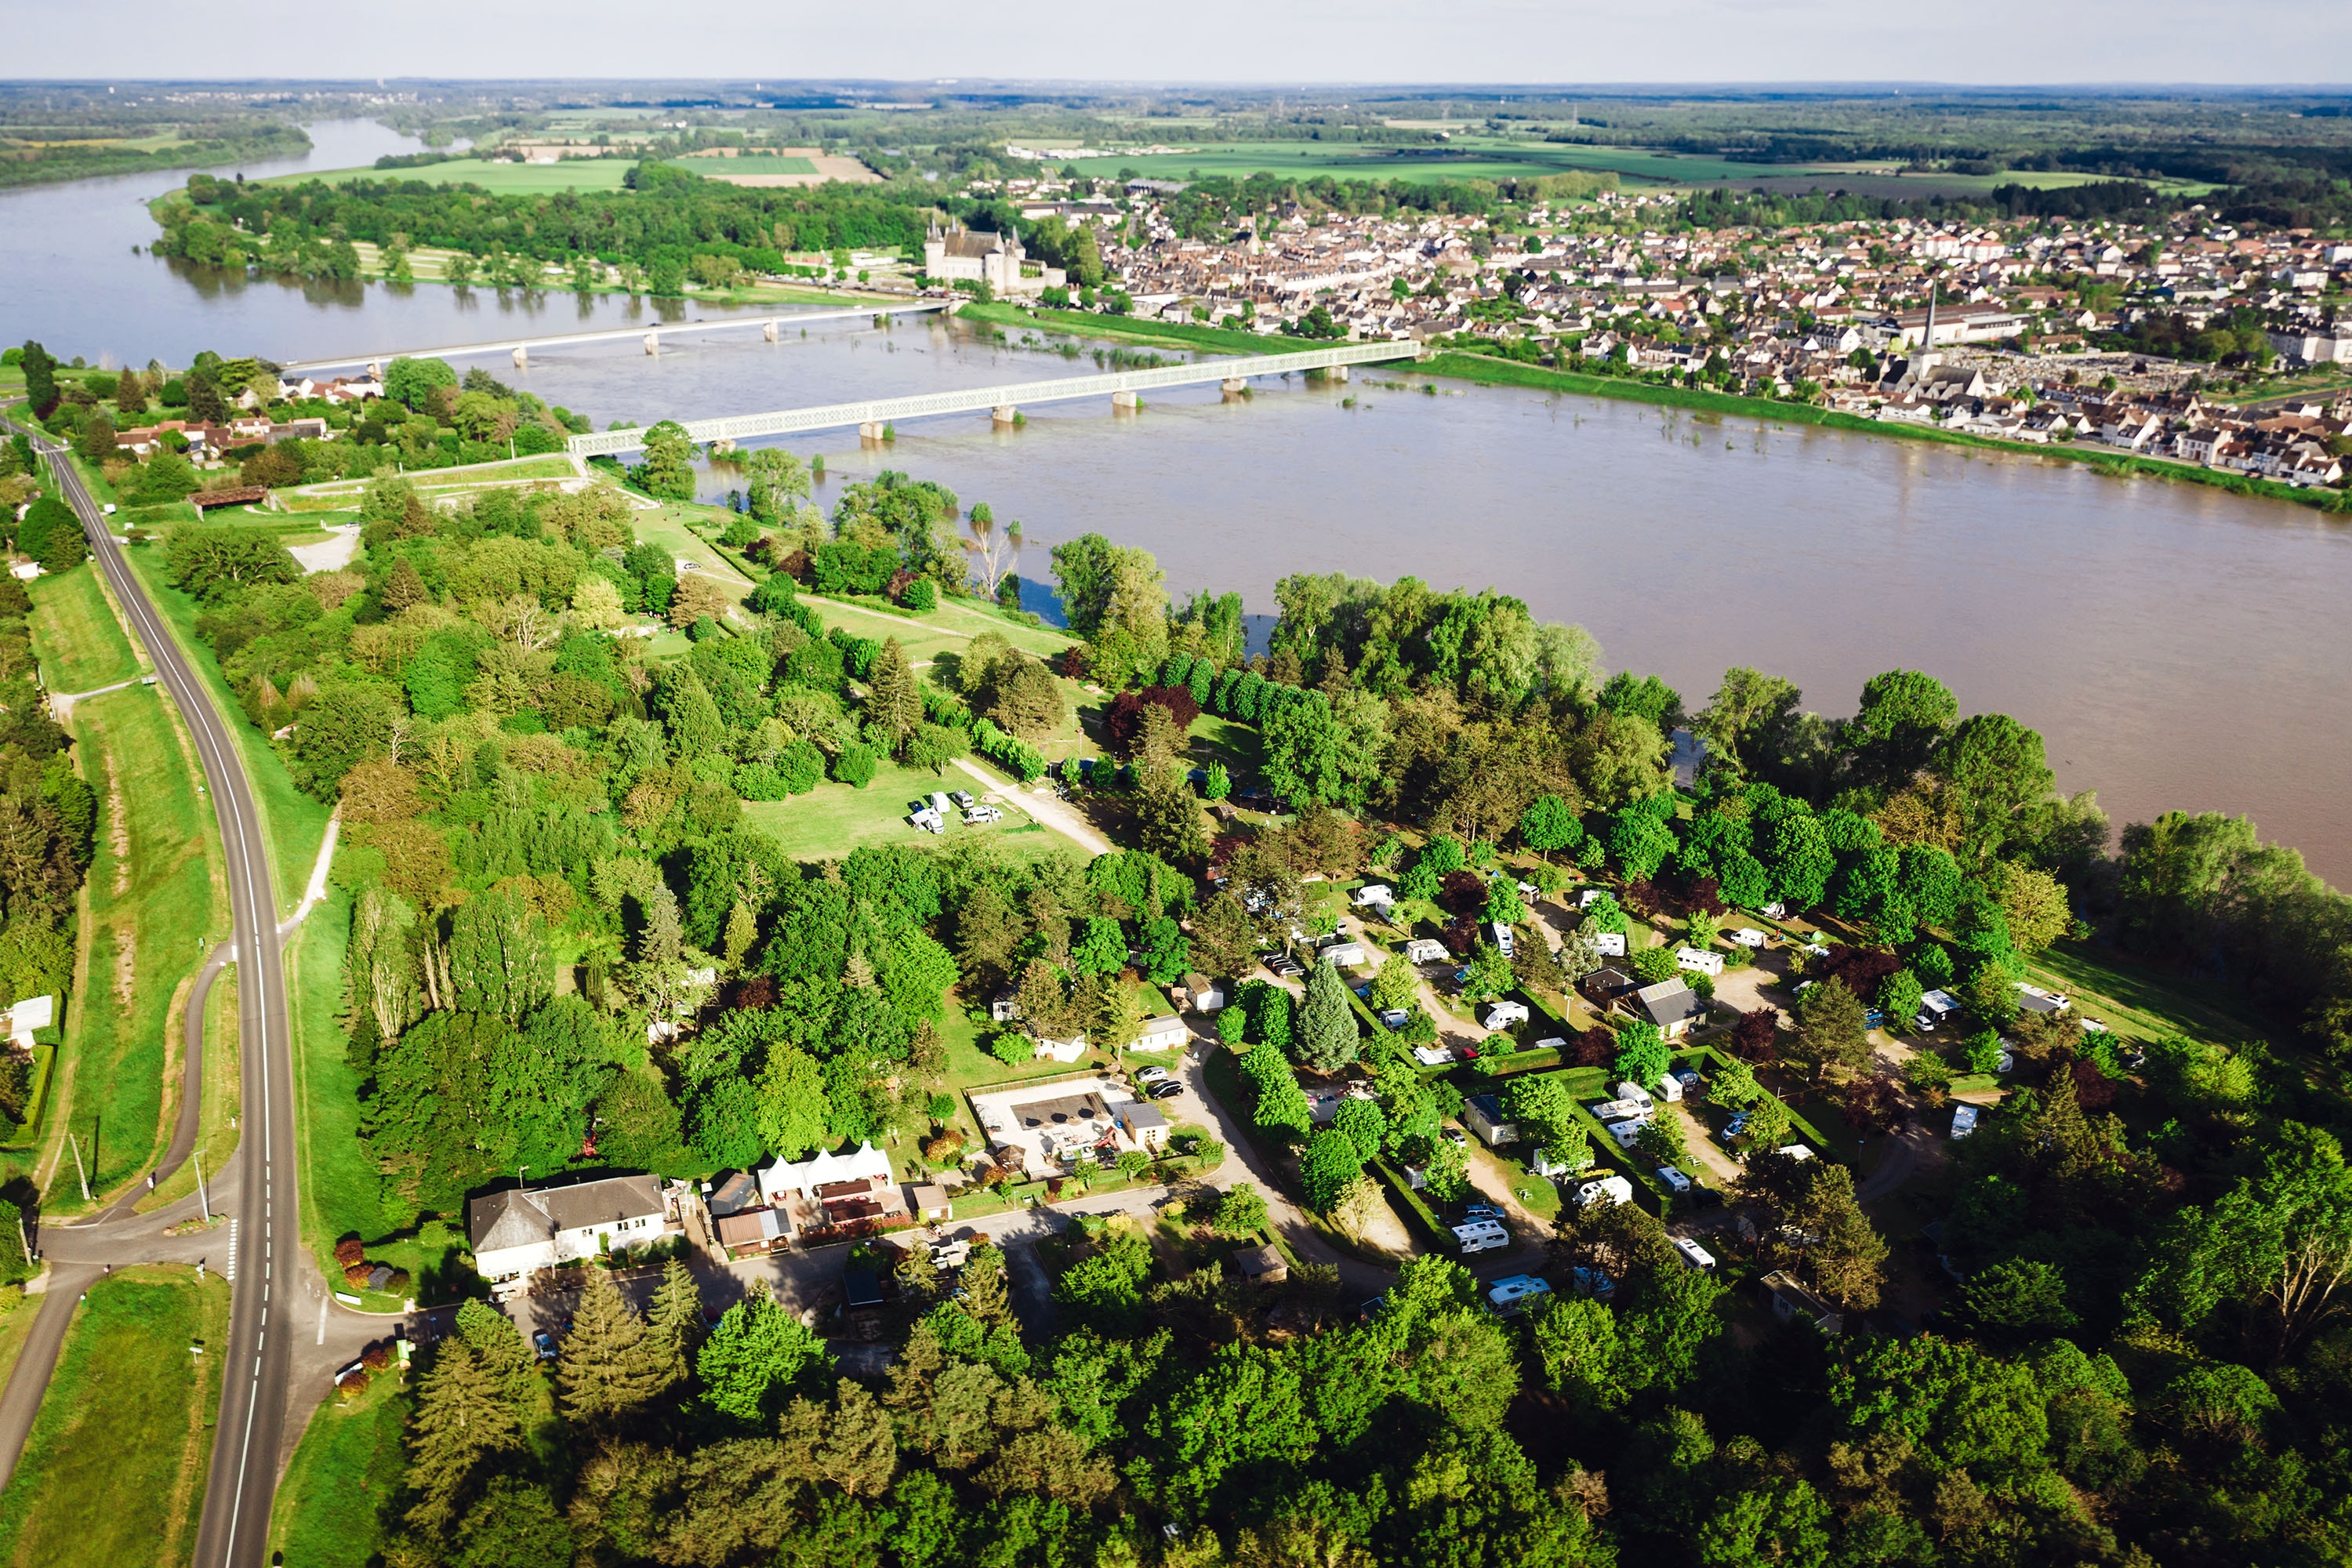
<box><xmin>568</xmin><ymin>337</ymin><xmax>1420</xmax><ymax>456</ymax></box>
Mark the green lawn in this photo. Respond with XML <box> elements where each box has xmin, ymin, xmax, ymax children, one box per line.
<box><xmin>268</xmin><ymin>1373</ymin><xmax>408</xmax><ymax>1568</ymax></box>
<box><xmin>281</xmin><ymin>454</ymin><xmax>579</xmax><ymax>512</ymax></box>
<box><xmin>55</xmin><ymin>684</ymin><xmax>223</xmax><ymax>1208</ymax></box>
<box><xmin>128</xmin><ymin>548</ymin><xmax>335</xmax><ymax>913</ymax></box>
<box><xmin>270</xmin><ymin>158</ymin><xmax>641</xmax><ymax>194</ymax></box>
<box><xmin>667</xmin><ymin>154</ymin><xmax>816</xmax><ymax>176</ymax></box>
<box><xmin>741</xmin><ymin>760</ymin><xmax>1047</xmax><ymax>864</ymax></box>
<box><xmin>0</xmin><ymin>1267</ymin><xmax>230</xmax><ymax>1568</ymax></box>
<box><xmin>2023</xmin><ymin>939</ymin><xmax>2267</xmax><ymax>1047</ymax></box>
<box><xmin>285</xmin><ymin>884</ymin><xmax>400</xmax><ymax>1307</ymax></box>
<box><xmin>27</xmin><ymin>568</ymin><xmax>139</xmax><ymax>694</ymax></box>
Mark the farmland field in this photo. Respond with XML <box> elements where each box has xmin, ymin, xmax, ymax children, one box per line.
<box><xmin>270</xmin><ymin>158</ymin><xmax>638</xmax><ymax>194</ymax></box>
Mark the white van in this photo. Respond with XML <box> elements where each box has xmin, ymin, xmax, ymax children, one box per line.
<box><xmin>1576</xmin><ymin>1175</ymin><xmax>1634</xmax><ymax>1207</ymax></box>
<box><xmin>1672</xmin><ymin>1236</ymin><xmax>1717</xmax><ymax>1272</ymax></box>
<box><xmin>1452</xmin><ymin>1219</ymin><xmax>1509</xmax><ymax>1254</ymax></box>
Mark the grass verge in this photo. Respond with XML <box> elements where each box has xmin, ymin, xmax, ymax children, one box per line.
<box><xmin>0</xmin><ymin>1265</ymin><xmax>230</xmax><ymax>1568</ymax></box>
<box><xmin>140</xmin><ymin>961</ymin><xmax>241</xmax><ymax>1213</ymax></box>
<box><xmin>126</xmin><ymin>546</ymin><xmax>333</xmax><ymax>913</ymax></box>
<box><xmin>27</xmin><ymin>568</ymin><xmax>140</xmax><ymax>693</ymax></box>
<box><xmin>267</xmin><ymin>1369</ymin><xmax>408</xmax><ymax>1567</ymax></box>
<box><xmin>54</xmin><ymin>684</ymin><xmax>223</xmax><ymax>1208</ymax></box>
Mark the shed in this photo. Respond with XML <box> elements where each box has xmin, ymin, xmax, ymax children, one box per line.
<box><xmin>909</xmin><ymin>1184</ymin><xmax>952</xmax><ymax>1221</ymax></box>
<box><xmin>1759</xmin><ymin>1269</ymin><xmax>1844</xmax><ymax>1334</ymax></box>
<box><xmin>843</xmin><ymin>1269</ymin><xmax>886</xmax><ymax>1311</ymax></box>
<box><xmin>1181</xmin><ymin>973</ymin><xmax>1228</xmax><ymax>1014</ymax></box>
<box><xmin>1233</xmin><ymin>1244</ymin><xmax>1289</xmax><ymax>1287</ymax></box>
<box><xmin>1633</xmin><ymin>980</ymin><xmax>1705</xmax><ymax>1040</ymax></box>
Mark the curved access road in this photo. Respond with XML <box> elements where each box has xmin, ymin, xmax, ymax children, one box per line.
<box><xmin>33</xmin><ymin>437</ymin><xmax>296</xmax><ymax>1568</ymax></box>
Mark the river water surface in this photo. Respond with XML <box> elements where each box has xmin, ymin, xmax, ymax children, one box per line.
<box><xmin>4</xmin><ymin>122</ymin><xmax>2346</xmax><ymax>881</ymax></box>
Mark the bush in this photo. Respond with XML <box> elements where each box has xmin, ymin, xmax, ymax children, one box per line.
<box><xmin>333</xmin><ymin>1236</ymin><xmax>365</xmax><ymax>1266</ymax></box>
<box><xmin>343</xmin><ymin>1263</ymin><xmax>373</xmax><ymax>1287</ymax></box>
<box><xmin>831</xmin><ymin>744</ymin><xmax>877</xmax><ymax>788</ymax></box>
<box><xmin>902</xmin><ymin>577</ymin><xmax>938</xmax><ymax>612</ymax></box>
<box><xmin>735</xmin><ymin>761</ymin><xmax>789</xmax><ymax>801</ymax></box>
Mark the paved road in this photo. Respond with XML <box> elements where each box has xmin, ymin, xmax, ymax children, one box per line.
<box><xmin>33</xmin><ymin>437</ymin><xmax>299</xmax><ymax>1568</ymax></box>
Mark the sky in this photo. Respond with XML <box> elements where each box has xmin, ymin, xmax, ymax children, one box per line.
<box><xmin>5</xmin><ymin>0</ymin><xmax>2350</xmax><ymax>85</ymax></box>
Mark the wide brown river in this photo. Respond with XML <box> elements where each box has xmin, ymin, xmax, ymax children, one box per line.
<box><xmin>5</xmin><ymin>122</ymin><xmax>2347</xmax><ymax>882</ymax></box>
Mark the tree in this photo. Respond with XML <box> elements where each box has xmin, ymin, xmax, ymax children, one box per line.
<box><xmin>757</xmin><ymin>1046</ymin><xmax>832</xmax><ymax>1158</ymax></box>
<box><xmin>1697</xmin><ymin>666</ymin><xmax>1802</xmax><ymax>779</ymax></box>
<box><xmin>384</xmin><ymin>355</ymin><xmax>459</xmax><ymax>412</ymax></box>
<box><xmin>447</xmin><ymin>888</ymin><xmax>553</xmax><ymax>1021</ymax></box>
<box><xmin>1851</xmin><ymin>669</ymin><xmax>1956</xmax><ymax>786</ymax></box>
<box><xmin>1519</xmin><ymin>794</ymin><xmax>1584</xmax><ymax>862</ymax></box>
<box><xmin>1295</xmin><ymin>960</ymin><xmax>1359</xmax><ymax>1073</ymax></box>
<box><xmin>1333</xmin><ymin>1095</ymin><xmax>1386</xmax><ymax>1162</ymax></box>
<box><xmin>1071</xmin><ymin>916</ymin><xmax>1126</xmax><ymax>978</ymax></box>
<box><xmin>743</xmin><ymin>446</ymin><xmax>811</xmax><ymax>524</ymax></box>
<box><xmin>557</xmin><ymin>1269</ymin><xmax>666</xmax><ymax>1426</ymax></box>
<box><xmin>1795</xmin><ymin>975</ymin><xmax>1869</xmax><ymax>1079</ymax></box>
<box><xmin>403</xmin><ymin>1340</ymin><xmax>525</xmax><ymax>1529</ymax></box>
<box><xmin>862</xmin><ymin>637</ymin><xmax>923</xmax><ymax>759</ymax></box>
<box><xmin>1878</xmin><ymin>968</ymin><xmax>1925</xmax><ymax>1030</ymax></box>
<box><xmin>1205</xmin><ymin>1181</ymin><xmax>1269</xmax><ymax>1237</ymax></box>
<box><xmin>1301</xmin><ymin>1127</ymin><xmax>1367</xmax><ymax>1212</ymax></box>
<box><xmin>1613</xmin><ymin>1020</ymin><xmax>1671</xmax><ymax>1091</ymax></box>
<box><xmin>634</xmin><ymin>420</ymin><xmax>700</xmax><ymax>501</ymax></box>
<box><xmin>698</xmin><ymin>1286</ymin><xmax>833</xmax><ymax>1424</ymax></box>
<box><xmin>1990</xmin><ymin>860</ymin><xmax>2071</xmax><ymax>954</ymax></box>
<box><xmin>1795</xmin><ymin>1162</ymin><xmax>1887</xmax><ymax>1310</ymax></box>
<box><xmin>1935</xmin><ymin>713</ymin><xmax>2053</xmax><ymax>862</ymax></box>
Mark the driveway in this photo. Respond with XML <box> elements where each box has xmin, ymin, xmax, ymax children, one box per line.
<box><xmin>956</xmin><ymin>760</ymin><xmax>1113</xmax><ymax>855</ymax></box>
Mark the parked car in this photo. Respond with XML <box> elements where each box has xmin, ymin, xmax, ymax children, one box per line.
<box><xmin>1377</xmin><ymin>1008</ymin><xmax>1410</xmax><ymax>1030</ymax></box>
<box><xmin>1951</xmin><ymin>1104</ymin><xmax>1980</xmax><ymax>1138</ymax></box>
<box><xmin>1147</xmin><ymin>1080</ymin><xmax>1184</xmax><ymax>1101</ymax></box>
<box><xmin>1721</xmin><ymin>1110</ymin><xmax>1751</xmax><ymax>1141</ymax></box>
<box><xmin>1671</xmin><ymin>1069</ymin><xmax>1703</xmax><ymax>1096</ymax></box>
<box><xmin>1441</xmin><ymin>1127</ymin><xmax>1469</xmax><ymax>1149</ymax></box>
<box><xmin>1461</xmin><ymin>1202</ymin><xmax>1504</xmax><ymax>1222</ymax></box>
<box><xmin>1135</xmin><ymin>1066</ymin><xmax>1173</xmax><ymax>1085</ymax></box>
<box><xmin>532</xmin><ymin>1331</ymin><xmax>557</xmax><ymax>1362</ymax></box>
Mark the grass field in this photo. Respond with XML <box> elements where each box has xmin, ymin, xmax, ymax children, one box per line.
<box><xmin>2024</xmin><ymin>940</ymin><xmax>2267</xmax><ymax>1047</ymax></box>
<box><xmin>268</xmin><ymin>1372</ymin><xmax>407</xmax><ymax>1567</ymax></box>
<box><xmin>742</xmin><ymin>760</ymin><xmax>1051</xmax><ymax>863</ymax></box>
<box><xmin>1064</xmin><ymin>137</ymin><xmax>1824</xmax><ymax>187</ymax></box>
<box><xmin>284</xmin><ymin>885</ymin><xmax>381</xmax><ymax>1297</ymax></box>
<box><xmin>668</xmin><ymin>154</ymin><xmax>815</xmax><ymax>176</ymax></box>
<box><xmin>281</xmin><ymin>454</ymin><xmax>580</xmax><ymax>512</ymax></box>
<box><xmin>0</xmin><ymin>1267</ymin><xmax>230</xmax><ymax>1568</ymax></box>
<box><xmin>55</xmin><ymin>683</ymin><xmax>222</xmax><ymax>1208</ymax></box>
<box><xmin>0</xmin><ymin>1290</ymin><xmax>41</xmax><ymax>1410</ymax></box>
<box><xmin>272</xmin><ymin>158</ymin><xmax>640</xmax><ymax>194</ymax></box>
<box><xmin>140</xmin><ymin>959</ymin><xmax>240</xmax><ymax>1214</ymax></box>
<box><xmin>128</xmin><ymin>550</ymin><xmax>336</xmax><ymax>913</ymax></box>
<box><xmin>27</xmin><ymin>568</ymin><xmax>140</xmax><ymax>694</ymax></box>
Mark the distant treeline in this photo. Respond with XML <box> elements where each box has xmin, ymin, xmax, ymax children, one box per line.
<box><xmin>0</xmin><ymin>120</ymin><xmax>307</xmax><ymax>191</ymax></box>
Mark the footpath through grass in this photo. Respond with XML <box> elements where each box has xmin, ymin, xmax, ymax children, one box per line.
<box><xmin>27</xmin><ymin>568</ymin><xmax>140</xmax><ymax>694</ymax></box>
<box><xmin>0</xmin><ymin>1266</ymin><xmax>230</xmax><ymax>1568</ymax></box>
<box><xmin>140</xmin><ymin>959</ymin><xmax>241</xmax><ymax>1214</ymax></box>
<box><xmin>56</xmin><ymin>681</ymin><xmax>223</xmax><ymax>1207</ymax></box>
<box><xmin>268</xmin><ymin>1371</ymin><xmax>408</xmax><ymax>1567</ymax></box>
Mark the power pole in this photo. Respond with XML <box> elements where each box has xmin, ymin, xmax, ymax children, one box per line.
<box><xmin>68</xmin><ymin>1130</ymin><xmax>91</xmax><ymax>1203</ymax></box>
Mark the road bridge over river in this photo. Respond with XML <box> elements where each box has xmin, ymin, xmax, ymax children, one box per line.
<box><xmin>278</xmin><ymin>301</ymin><xmax>947</xmax><ymax>376</ymax></box>
<box><xmin>567</xmin><ymin>336</ymin><xmax>1421</xmax><ymax>456</ymax></box>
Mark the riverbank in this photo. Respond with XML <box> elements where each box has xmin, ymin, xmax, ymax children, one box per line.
<box><xmin>957</xmin><ymin>301</ymin><xmax>2352</xmax><ymax>517</ymax></box>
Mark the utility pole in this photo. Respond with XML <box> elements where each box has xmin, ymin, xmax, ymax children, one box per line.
<box><xmin>68</xmin><ymin>1129</ymin><xmax>91</xmax><ymax>1203</ymax></box>
<box><xmin>195</xmin><ymin>1149</ymin><xmax>210</xmax><ymax>1224</ymax></box>
<box><xmin>15</xmin><ymin>1210</ymin><xmax>31</xmax><ymax>1265</ymax></box>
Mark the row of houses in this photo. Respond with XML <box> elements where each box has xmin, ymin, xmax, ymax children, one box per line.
<box><xmin>111</xmin><ymin>415</ymin><xmax>329</xmax><ymax>458</ymax></box>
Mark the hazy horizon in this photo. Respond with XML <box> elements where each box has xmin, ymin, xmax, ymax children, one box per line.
<box><xmin>4</xmin><ymin>0</ymin><xmax>2349</xmax><ymax>88</ymax></box>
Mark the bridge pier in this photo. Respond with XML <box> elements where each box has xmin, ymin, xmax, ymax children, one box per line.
<box><xmin>511</xmin><ymin>345</ymin><xmax>528</xmax><ymax>369</ymax></box>
<box><xmin>643</xmin><ymin>332</ymin><xmax>659</xmax><ymax>355</ymax></box>
<box><xmin>762</xmin><ymin>320</ymin><xmax>779</xmax><ymax>343</ymax></box>
<box><xmin>858</xmin><ymin>421</ymin><xmax>885</xmax><ymax>442</ymax></box>
<box><xmin>1112</xmin><ymin>390</ymin><xmax>1140</xmax><ymax>412</ymax></box>
<box><xmin>992</xmin><ymin>405</ymin><xmax>1018</xmax><ymax>426</ymax></box>
<box><xmin>1331</xmin><ymin>365</ymin><xmax>1350</xmax><ymax>383</ymax></box>
<box><xmin>366</xmin><ymin>360</ymin><xmax>382</xmax><ymax>381</ymax></box>
<box><xmin>1221</xmin><ymin>378</ymin><xmax>1248</xmax><ymax>395</ymax></box>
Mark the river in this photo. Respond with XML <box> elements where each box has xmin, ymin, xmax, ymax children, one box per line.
<box><xmin>4</xmin><ymin>122</ymin><xmax>2347</xmax><ymax>883</ymax></box>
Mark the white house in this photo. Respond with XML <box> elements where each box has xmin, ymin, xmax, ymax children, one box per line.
<box><xmin>1675</xmin><ymin>946</ymin><xmax>1725</xmax><ymax>977</ymax></box>
<box><xmin>1483</xmin><ymin>1000</ymin><xmax>1530</xmax><ymax>1030</ymax></box>
<box><xmin>1132</xmin><ymin>1014</ymin><xmax>1189</xmax><ymax>1052</ymax></box>
<box><xmin>1032</xmin><ymin>1033</ymin><xmax>1089</xmax><ymax>1063</ymax></box>
<box><xmin>1402</xmin><ymin>938</ymin><xmax>1450</xmax><ymax>964</ymax></box>
<box><xmin>1</xmin><ymin>994</ymin><xmax>53</xmax><ymax>1048</ymax></box>
<box><xmin>468</xmin><ymin>1173</ymin><xmax>669</xmax><ymax>1282</ymax></box>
